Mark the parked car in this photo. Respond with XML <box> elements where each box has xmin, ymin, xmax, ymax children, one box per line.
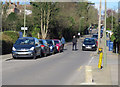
<box><xmin>39</xmin><ymin>39</ymin><xmax>50</xmax><ymax>57</ymax></box>
<box><xmin>53</xmin><ymin>39</ymin><xmax>63</xmax><ymax>53</ymax></box>
<box><xmin>92</xmin><ymin>34</ymin><xmax>98</xmax><ymax>39</ymax></box>
<box><xmin>82</xmin><ymin>38</ymin><xmax>97</xmax><ymax>51</ymax></box>
<box><xmin>96</xmin><ymin>32</ymin><xmax>103</xmax><ymax>38</ymax></box>
<box><xmin>12</xmin><ymin>37</ymin><xmax>41</xmax><ymax>59</ymax></box>
<box><xmin>46</xmin><ymin>39</ymin><xmax>57</xmax><ymax>54</ymax></box>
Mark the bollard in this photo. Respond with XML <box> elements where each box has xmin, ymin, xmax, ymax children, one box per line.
<box><xmin>98</xmin><ymin>48</ymin><xmax>103</xmax><ymax>69</ymax></box>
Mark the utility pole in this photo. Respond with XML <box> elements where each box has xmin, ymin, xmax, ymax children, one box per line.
<box><xmin>23</xmin><ymin>0</ymin><xmax>26</xmax><ymax>37</ymax></box>
<box><xmin>104</xmin><ymin>0</ymin><xmax>107</xmax><ymax>67</ymax></box>
<box><xmin>98</xmin><ymin>0</ymin><xmax>102</xmax><ymax>52</ymax></box>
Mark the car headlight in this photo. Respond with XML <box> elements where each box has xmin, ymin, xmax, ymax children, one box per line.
<box><xmin>30</xmin><ymin>47</ymin><xmax>34</xmax><ymax>51</ymax></box>
<box><xmin>12</xmin><ymin>47</ymin><xmax>16</xmax><ymax>51</ymax></box>
<box><xmin>82</xmin><ymin>44</ymin><xmax>85</xmax><ymax>46</ymax></box>
<box><xmin>50</xmin><ymin>46</ymin><xmax>53</xmax><ymax>49</ymax></box>
<box><xmin>92</xmin><ymin>45</ymin><xmax>95</xmax><ymax>47</ymax></box>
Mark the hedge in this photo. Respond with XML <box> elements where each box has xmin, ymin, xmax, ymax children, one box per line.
<box><xmin>2</xmin><ymin>31</ymin><xmax>19</xmax><ymax>54</ymax></box>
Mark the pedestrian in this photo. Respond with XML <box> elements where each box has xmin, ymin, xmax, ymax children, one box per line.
<box><xmin>72</xmin><ymin>35</ymin><xmax>77</xmax><ymax>51</ymax></box>
<box><xmin>61</xmin><ymin>36</ymin><xmax>65</xmax><ymax>50</ymax></box>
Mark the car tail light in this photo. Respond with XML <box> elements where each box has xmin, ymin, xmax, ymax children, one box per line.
<box><xmin>41</xmin><ymin>45</ymin><xmax>45</xmax><ymax>47</ymax></box>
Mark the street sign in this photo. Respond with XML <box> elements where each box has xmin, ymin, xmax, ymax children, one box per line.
<box><xmin>78</xmin><ymin>33</ymin><xmax>80</xmax><ymax>36</ymax></box>
<box><xmin>21</xmin><ymin>27</ymin><xmax>28</xmax><ymax>30</ymax></box>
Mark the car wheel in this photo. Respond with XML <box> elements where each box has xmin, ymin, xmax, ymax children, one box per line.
<box><xmin>44</xmin><ymin>53</ymin><xmax>47</xmax><ymax>57</ymax></box>
<box><xmin>52</xmin><ymin>49</ymin><xmax>55</xmax><ymax>55</ymax></box>
<box><xmin>82</xmin><ymin>48</ymin><xmax>85</xmax><ymax>51</ymax></box>
<box><xmin>13</xmin><ymin>56</ymin><xmax>16</xmax><ymax>59</ymax></box>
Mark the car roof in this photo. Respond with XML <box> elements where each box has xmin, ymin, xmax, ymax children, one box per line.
<box><xmin>46</xmin><ymin>39</ymin><xmax>52</xmax><ymax>41</ymax></box>
<box><xmin>85</xmin><ymin>38</ymin><xmax>95</xmax><ymax>40</ymax></box>
<box><xmin>53</xmin><ymin>39</ymin><xmax>60</xmax><ymax>41</ymax></box>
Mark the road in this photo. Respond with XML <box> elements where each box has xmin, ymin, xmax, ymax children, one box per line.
<box><xmin>2</xmin><ymin>35</ymin><xmax>97</xmax><ymax>85</ymax></box>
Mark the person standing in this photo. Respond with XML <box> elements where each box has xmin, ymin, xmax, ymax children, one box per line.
<box><xmin>61</xmin><ymin>36</ymin><xmax>65</xmax><ymax>50</ymax></box>
<box><xmin>72</xmin><ymin>36</ymin><xmax>77</xmax><ymax>51</ymax></box>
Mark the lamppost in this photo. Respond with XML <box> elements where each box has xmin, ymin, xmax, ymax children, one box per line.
<box><xmin>78</xmin><ymin>17</ymin><xmax>84</xmax><ymax>37</ymax></box>
<box><xmin>98</xmin><ymin>0</ymin><xmax>102</xmax><ymax>53</ymax></box>
<box><xmin>23</xmin><ymin>0</ymin><xmax>26</xmax><ymax>37</ymax></box>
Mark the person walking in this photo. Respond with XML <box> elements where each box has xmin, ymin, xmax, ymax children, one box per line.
<box><xmin>72</xmin><ymin>35</ymin><xmax>77</xmax><ymax>51</ymax></box>
<box><xmin>61</xmin><ymin>36</ymin><xmax>65</xmax><ymax>50</ymax></box>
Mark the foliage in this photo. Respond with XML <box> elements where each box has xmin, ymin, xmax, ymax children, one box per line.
<box><xmin>113</xmin><ymin>24</ymin><xmax>120</xmax><ymax>42</ymax></box>
<box><xmin>106</xmin><ymin>16</ymin><xmax>116</xmax><ymax>30</ymax></box>
<box><xmin>2</xmin><ymin>33</ymin><xmax>13</xmax><ymax>54</ymax></box>
<box><xmin>31</xmin><ymin>25</ymin><xmax>40</xmax><ymax>38</ymax></box>
<box><xmin>3</xmin><ymin>31</ymin><xmax>19</xmax><ymax>44</ymax></box>
<box><xmin>110</xmin><ymin>34</ymin><xmax>116</xmax><ymax>42</ymax></box>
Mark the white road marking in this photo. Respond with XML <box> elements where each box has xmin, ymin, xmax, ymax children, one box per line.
<box><xmin>88</xmin><ymin>57</ymin><xmax>94</xmax><ymax>65</ymax></box>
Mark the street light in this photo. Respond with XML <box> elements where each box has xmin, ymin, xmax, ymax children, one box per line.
<box><xmin>79</xmin><ymin>17</ymin><xmax>84</xmax><ymax>35</ymax></box>
<box><xmin>23</xmin><ymin>0</ymin><xmax>26</xmax><ymax>37</ymax></box>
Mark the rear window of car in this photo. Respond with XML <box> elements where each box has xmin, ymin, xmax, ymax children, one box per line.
<box><xmin>46</xmin><ymin>40</ymin><xmax>53</xmax><ymax>45</ymax></box>
<box><xmin>15</xmin><ymin>38</ymin><xmax>35</xmax><ymax>45</ymax></box>
<box><xmin>54</xmin><ymin>41</ymin><xmax>59</xmax><ymax>45</ymax></box>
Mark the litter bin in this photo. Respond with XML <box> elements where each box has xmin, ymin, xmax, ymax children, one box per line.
<box><xmin>107</xmin><ymin>40</ymin><xmax>110</xmax><ymax>47</ymax></box>
<box><xmin>109</xmin><ymin>42</ymin><xmax>113</xmax><ymax>51</ymax></box>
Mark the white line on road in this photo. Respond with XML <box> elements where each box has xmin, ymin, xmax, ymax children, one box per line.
<box><xmin>88</xmin><ymin>57</ymin><xmax>94</xmax><ymax>65</ymax></box>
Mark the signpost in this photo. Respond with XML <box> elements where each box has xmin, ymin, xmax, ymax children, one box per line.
<box><xmin>21</xmin><ymin>27</ymin><xmax>28</xmax><ymax>30</ymax></box>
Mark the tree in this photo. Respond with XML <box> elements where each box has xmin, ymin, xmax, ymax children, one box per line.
<box><xmin>31</xmin><ymin>2</ymin><xmax>56</xmax><ymax>39</ymax></box>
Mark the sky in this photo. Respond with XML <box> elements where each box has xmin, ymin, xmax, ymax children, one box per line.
<box><xmin>88</xmin><ymin>0</ymin><xmax>119</xmax><ymax>13</ymax></box>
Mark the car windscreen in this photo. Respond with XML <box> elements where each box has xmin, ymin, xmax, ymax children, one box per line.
<box><xmin>84</xmin><ymin>39</ymin><xmax>95</xmax><ymax>44</ymax></box>
<box><xmin>15</xmin><ymin>38</ymin><xmax>35</xmax><ymax>45</ymax></box>
<box><xmin>46</xmin><ymin>40</ymin><xmax>53</xmax><ymax>45</ymax></box>
<box><xmin>54</xmin><ymin>41</ymin><xmax>59</xmax><ymax>45</ymax></box>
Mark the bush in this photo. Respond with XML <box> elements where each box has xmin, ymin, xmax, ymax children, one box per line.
<box><xmin>2</xmin><ymin>34</ymin><xmax>13</xmax><ymax>54</ymax></box>
<box><xmin>3</xmin><ymin>31</ymin><xmax>19</xmax><ymax>44</ymax></box>
<box><xmin>110</xmin><ymin>34</ymin><xmax>116</xmax><ymax>42</ymax></box>
<box><xmin>2</xmin><ymin>31</ymin><xmax>19</xmax><ymax>54</ymax></box>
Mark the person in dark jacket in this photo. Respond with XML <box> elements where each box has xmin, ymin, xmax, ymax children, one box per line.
<box><xmin>72</xmin><ymin>36</ymin><xmax>77</xmax><ymax>51</ymax></box>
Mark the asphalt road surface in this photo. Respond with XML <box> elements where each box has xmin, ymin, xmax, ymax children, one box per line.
<box><xmin>2</xmin><ymin>35</ymin><xmax>97</xmax><ymax>85</ymax></box>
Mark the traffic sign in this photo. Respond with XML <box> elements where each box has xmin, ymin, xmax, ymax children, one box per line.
<box><xmin>21</xmin><ymin>27</ymin><xmax>28</xmax><ymax>30</ymax></box>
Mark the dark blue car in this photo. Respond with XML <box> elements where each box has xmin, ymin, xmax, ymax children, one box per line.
<box><xmin>46</xmin><ymin>39</ymin><xmax>57</xmax><ymax>54</ymax></box>
<box><xmin>12</xmin><ymin>37</ymin><xmax>41</xmax><ymax>59</ymax></box>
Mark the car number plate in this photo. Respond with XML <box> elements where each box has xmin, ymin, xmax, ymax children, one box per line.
<box><xmin>86</xmin><ymin>46</ymin><xmax>91</xmax><ymax>49</ymax></box>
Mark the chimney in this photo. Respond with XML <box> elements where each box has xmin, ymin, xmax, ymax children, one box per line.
<box><xmin>9</xmin><ymin>0</ymin><xmax>11</xmax><ymax>3</ymax></box>
<box><xmin>17</xmin><ymin>1</ymin><xmax>19</xmax><ymax>5</ymax></box>
<box><xmin>5</xmin><ymin>0</ymin><xmax>8</xmax><ymax>4</ymax></box>
<box><xmin>13</xmin><ymin>0</ymin><xmax>16</xmax><ymax>5</ymax></box>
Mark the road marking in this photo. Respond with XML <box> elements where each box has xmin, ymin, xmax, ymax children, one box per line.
<box><xmin>77</xmin><ymin>66</ymin><xmax>83</xmax><ymax>71</ymax></box>
<box><xmin>88</xmin><ymin>57</ymin><xmax>94</xmax><ymax>65</ymax></box>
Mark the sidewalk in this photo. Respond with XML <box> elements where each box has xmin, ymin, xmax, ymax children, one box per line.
<box><xmin>88</xmin><ymin>38</ymin><xmax>118</xmax><ymax>85</ymax></box>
